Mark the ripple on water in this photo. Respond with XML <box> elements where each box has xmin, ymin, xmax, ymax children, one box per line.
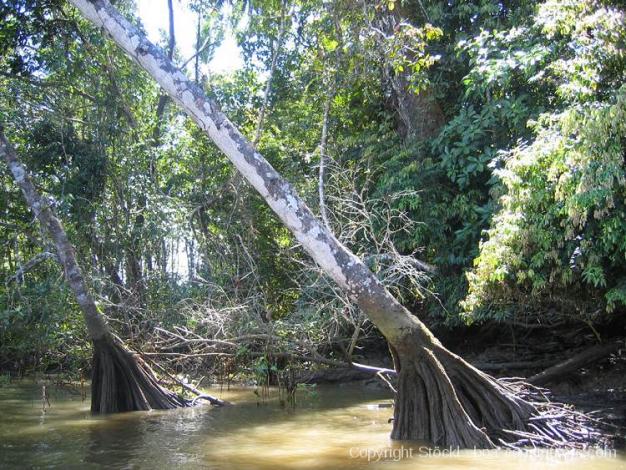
<box><xmin>0</xmin><ymin>383</ymin><xmax>624</xmax><ymax>470</ymax></box>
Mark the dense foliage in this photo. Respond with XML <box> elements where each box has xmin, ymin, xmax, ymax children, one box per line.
<box><xmin>463</xmin><ymin>0</ymin><xmax>626</xmax><ymax>320</ymax></box>
<box><xmin>0</xmin><ymin>0</ymin><xmax>624</xmax><ymax>373</ymax></box>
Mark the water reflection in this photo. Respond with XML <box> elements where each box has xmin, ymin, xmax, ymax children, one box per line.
<box><xmin>0</xmin><ymin>382</ymin><xmax>623</xmax><ymax>469</ymax></box>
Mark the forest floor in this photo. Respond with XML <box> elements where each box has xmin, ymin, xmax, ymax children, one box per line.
<box><xmin>453</xmin><ymin>325</ymin><xmax>626</xmax><ymax>439</ymax></box>
<box><xmin>445</xmin><ymin>322</ymin><xmax>625</xmax><ymax>401</ymax></box>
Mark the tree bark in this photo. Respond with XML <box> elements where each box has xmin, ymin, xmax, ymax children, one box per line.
<box><xmin>67</xmin><ymin>0</ymin><xmax>591</xmax><ymax>448</ymax></box>
<box><xmin>0</xmin><ymin>127</ymin><xmax>188</xmax><ymax>414</ymax></box>
<box><xmin>374</xmin><ymin>6</ymin><xmax>446</xmax><ymax>141</ymax></box>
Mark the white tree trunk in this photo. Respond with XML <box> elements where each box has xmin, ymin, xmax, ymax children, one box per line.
<box><xmin>67</xmin><ymin>0</ymin><xmax>431</xmax><ymax>345</ymax></box>
<box><xmin>0</xmin><ymin>128</ymin><xmax>108</xmax><ymax>339</ymax></box>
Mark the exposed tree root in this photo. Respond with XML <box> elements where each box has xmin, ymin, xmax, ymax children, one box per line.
<box><xmin>91</xmin><ymin>335</ymin><xmax>191</xmax><ymax>413</ymax></box>
<box><xmin>137</xmin><ymin>350</ymin><xmax>231</xmax><ymax>407</ymax></box>
<box><xmin>391</xmin><ymin>335</ymin><xmax>609</xmax><ymax>449</ymax></box>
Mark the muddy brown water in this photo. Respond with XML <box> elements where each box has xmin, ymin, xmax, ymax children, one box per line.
<box><xmin>0</xmin><ymin>381</ymin><xmax>624</xmax><ymax>469</ymax></box>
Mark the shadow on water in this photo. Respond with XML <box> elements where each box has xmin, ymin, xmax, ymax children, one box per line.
<box><xmin>1</xmin><ymin>381</ymin><xmax>625</xmax><ymax>469</ymax></box>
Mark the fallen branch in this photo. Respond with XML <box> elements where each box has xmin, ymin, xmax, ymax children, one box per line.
<box><xmin>529</xmin><ymin>340</ymin><xmax>623</xmax><ymax>386</ymax></box>
<box><xmin>473</xmin><ymin>359</ymin><xmax>558</xmax><ymax>372</ymax></box>
<box><xmin>350</xmin><ymin>361</ymin><xmax>396</xmax><ymax>375</ymax></box>
<box><xmin>138</xmin><ymin>351</ymin><xmax>231</xmax><ymax>407</ymax></box>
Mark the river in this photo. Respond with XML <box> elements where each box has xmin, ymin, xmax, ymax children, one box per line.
<box><xmin>0</xmin><ymin>381</ymin><xmax>623</xmax><ymax>469</ymax></box>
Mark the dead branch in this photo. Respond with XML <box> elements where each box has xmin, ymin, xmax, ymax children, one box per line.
<box><xmin>529</xmin><ymin>340</ymin><xmax>623</xmax><ymax>386</ymax></box>
<box><xmin>6</xmin><ymin>251</ymin><xmax>56</xmax><ymax>283</ymax></box>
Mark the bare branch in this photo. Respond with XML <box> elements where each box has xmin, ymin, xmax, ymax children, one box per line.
<box><xmin>6</xmin><ymin>251</ymin><xmax>57</xmax><ymax>284</ymax></box>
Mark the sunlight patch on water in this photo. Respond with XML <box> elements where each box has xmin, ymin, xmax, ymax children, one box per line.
<box><xmin>0</xmin><ymin>382</ymin><xmax>624</xmax><ymax>469</ymax></box>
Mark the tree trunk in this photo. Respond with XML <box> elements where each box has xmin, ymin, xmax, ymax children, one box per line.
<box><xmin>318</xmin><ymin>79</ymin><xmax>333</xmax><ymax>231</ymax></box>
<box><xmin>389</xmin><ymin>78</ymin><xmax>445</xmax><ymax>141</ymax></box>
<box><xmin>391</xmin><ymin>332</ymin><xmax>538</xmax><ymax>447</ymax></box>
<box><xmin>67</xmin><ymin>0</ymin><xmax>595</xmax><ymax>448</ymax></box>
<box><xmin>0</xmin><ymin>127</ymin><xmax>188</xmax><ymax>414</ymax></box>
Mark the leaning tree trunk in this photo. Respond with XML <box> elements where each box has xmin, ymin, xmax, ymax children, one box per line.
<box><xmin>0</xmin><ymin>128</ymin><xmax>188</xmax><ymax>414</ymax></box>
<box><xmin>68</xmin><ymin>0</ymin><xmax>596</xmax><ymax>448</ymax></box>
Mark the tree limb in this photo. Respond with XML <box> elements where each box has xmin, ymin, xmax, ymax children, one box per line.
<box><xmin>6</xmin><ymin>251</ymin><xmax>57</xmax><ymax>283</ymax></box>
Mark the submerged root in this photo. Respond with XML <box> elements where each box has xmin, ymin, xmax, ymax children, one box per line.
<box><xmin>391</xmin><ymin>338</ymin><xmax>609</xmax><ymax>449</ymax></box>
<box><xmin>91</xmin><ymin>336</ymin><xmax>190</xmax><ymax>413</ymax></box>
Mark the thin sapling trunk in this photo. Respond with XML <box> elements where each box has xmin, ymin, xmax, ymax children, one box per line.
<box><xmin>0</xmin><ymin>127</ymin><xmax>189</xmax><ymax>414</ymax></box>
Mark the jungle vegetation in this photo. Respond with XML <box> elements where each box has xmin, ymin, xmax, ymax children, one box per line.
<box><xmin>0</xmin><ymin>0</ymin><xmax>624</xmax><ymax>448</ymax></box>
